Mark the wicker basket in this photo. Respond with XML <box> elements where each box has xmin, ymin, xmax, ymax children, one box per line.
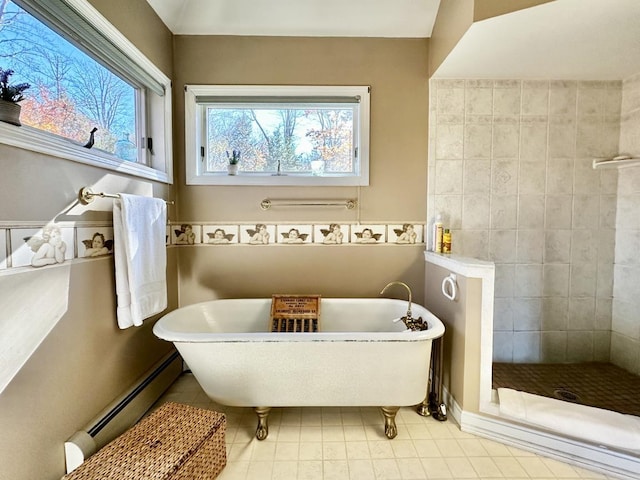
<box><xmin>63</xmin><ymin>402</ymin><xmax>226</xmax><ymax>480</ymax></box>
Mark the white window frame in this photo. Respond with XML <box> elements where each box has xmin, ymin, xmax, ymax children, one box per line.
<box><xmin>0</xmin><ymin>0</ymin><xmax>173</xmax><ymax>184</ymax></box>
<box><xmin>185</xmin><ymin>85</ymin><xmax>370</xmax><ymax>186</ymax></box>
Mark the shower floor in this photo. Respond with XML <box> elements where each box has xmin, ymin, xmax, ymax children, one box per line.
<box><xmin>492</xmin><ymin>362</ymin><xmax>640</xmax><ymax>417</ymax></box>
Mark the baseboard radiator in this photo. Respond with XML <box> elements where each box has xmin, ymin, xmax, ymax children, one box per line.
<box><xmin>64</xmin><ymin>351</ymin><xmax>183</xmax><ymax>474</ymax></box>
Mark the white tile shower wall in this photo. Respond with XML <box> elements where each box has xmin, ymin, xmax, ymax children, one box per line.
<box><xmin>613</xmin><ymin>72</ymin><xmax>640</xmax><ymax>375</ymax></box>
<box><xmin>428</xmin><ymin>79</ymin><xmax>621</xmax><ymax>364</ymax></box>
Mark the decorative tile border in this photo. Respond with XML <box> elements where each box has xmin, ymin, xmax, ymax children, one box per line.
<box><xmin>174</xmin><ymin>222</ymin><xmax>426</xmax><ymax>246</ymax></box>
<box><xmin>0</xmin><ymin>221</ymin><xmax>425</xmax><ymax>274</ymax></box>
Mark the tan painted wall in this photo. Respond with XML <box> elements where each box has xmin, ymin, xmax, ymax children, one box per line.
<box><xmin>87</xmin><ymin>0</ymin><xmax>173</xmax><ymax>77</ymax></box>
<box><xmin>429</xmin><ymin>0</ymin><xmax>475</xmax><ymax>79</ymax></box>
<box><xmin>0</xmin><ymin>2</ymin><xmax>176</xmax><ymax>479</ymax></box>
<box><xmin>172</xmin><ymin>36</ymin><xmax>430</xmax><ymax>303</ymax></box>
<box><xmin>473</xmin><ymin>0</ymin><xmax>554</xmax><ymax>22</ymax></box>
<box><xmin>424</xmin><ymin>263</ymin><xmax>482</xmax><ymax>412</ymax></box>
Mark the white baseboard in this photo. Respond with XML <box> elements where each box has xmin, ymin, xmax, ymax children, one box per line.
<box><xmin>440</xmin><ymin>388</ymin><xmax>640</xmax><ymax>480</ymax></box>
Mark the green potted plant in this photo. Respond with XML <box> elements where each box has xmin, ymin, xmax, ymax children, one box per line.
<box><xmin>226</xmin><ymin>149</ymin><xmax>240</xmax><ymax>175</ymax></box>
<box><xmin>0</xmin><ymin>68</ymin><xmax>30</xmax><ymax>126</ymax></box>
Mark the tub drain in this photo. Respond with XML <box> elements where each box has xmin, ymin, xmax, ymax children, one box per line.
<box><xmin>553</xmin><ymin>388</ymin><xmax>579</xmax><ymax>402</ymax></box>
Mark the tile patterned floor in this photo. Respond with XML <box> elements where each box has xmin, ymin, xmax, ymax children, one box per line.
<box><xmin>492</xmin><ymin>362</ymin><xmax>640</xmax><ymax>417</ymax></box>
<box><xmin>151</xmin><ymin>373</ymin><xmax>620</xmax><ymax>480</ymax></box>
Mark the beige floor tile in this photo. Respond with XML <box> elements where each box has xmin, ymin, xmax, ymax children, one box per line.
<box><xmin>323</xmin><ymin>460</ymin><xmax>349</xmax><ymax>480</ymax></box>
<box><xmin>391</xmin><ymin>439</ymin><xmax>419</xmax><ymax>458</ymax></box>
<box><xmin>271</xmin><ymin>460</ymin><xmax>298</xmax><ymax>480</ymax></box>
<box><xmin>445</xmin><ymin>457</ymin><xmax>479</xmax><ymax>478</ymax></box>
<box><xmin>298</xmin><ymin>442</ymin><xmax>323</xmax><ymax>461</ymax></box>
<box><xmin>406</xmin><ymin>424</ymin><xmax>434</xmax><ymax>440</ymax></box>
<box><xmin>349</xmin><ymin>459</ymin><xmax>376</xmax><ymax>479</ymax></box>
<box><xmin>321</xmin><ymin>425</ymin><xmax>345</xmax><ymax>442</ymax></box>
<box><xmin>296</xmin><ymin>460</ymin><xmax>323</xmax><ymax>480</ymax></box>
<box><xmin>468</xmin><ymin>456</ymin><xmax>503</xmax><ymax>478</ymax></box>
<box><xmin>322</xmin><ymin>442</ymin><xmax>347</xmax><ymax>460</ymax></box>
<box><xmin>149</xmin><ymin>376</ymin><xmax>637</xmax><ymax>480</ymax></box>
<box><xmin>247</xmin><ymin>460</ymin><xmax>273</xmax><ymax>478</ymax></box>
<box><xmin>217</xmin><ymin>460</ymin><xmax>249</xmax><ymax>480</ymax></box>
<box><xmin>516</xmin><ymin>456</ymin><xmax>555</xmax><ymax>478</ymax></box>
<box><xmin>434</xmin><ymin>439</ymin><xmax>465</xmax><ymax>457</ymax></box>
<box><xmin>412</xmin><ymin>439</ymin><xmax>442</xmax><ymax>458</ymax></box>
<box><xmin>300</xmin><ymin>426</ymin><xmax>322</xmax><ymax>442</ymax></box>
<box><xmin>345</xmin><ymin>441</ymin><xmax>371</xmax><ymax>460</ymax></box>
<box><xmin>397</xmin><ymin>457</ymin><xmax>428</xmax><ymax>479</ymax></box>
<box><xmin>457</xmin><ymin>438</ymin><xmax>490</xmax><ymax>457</ymax></box>
<box><xmin>372</xmin><ymin>458</ymin><xmax>402</xmax><ymax>479</ymax></box>
<box><xmin>541</xmin><ymin>456</ymin><xmax>582</xmax><ymax>478</ymax></box>
<box><xmin>277</xmin><ymin>425</ymin><xmax>301</xmax><ymax>442</ymax></box>
<box><xmin>478</xmin><ymin>438</ymin><xmax>513</xmax><ymax>457</ymax></box>
<box><xmin>493</xmin><ymin>456</ymin><xmax>529</xmax><ymax>478</ymax></box>
<box><xmin>368</xmin><ymin>440</ymin><xmax>395</xmax><ymax>459</ymax></box>
<box><xmin>343</xmin><ymin>424</ymin><xmax>367</xmax><ymax>441</ymax></box>
<box><xmin>274</xmin><ymin>442</ymin><xmax>299</xmax><ymax>461</ymax></box>
<box><xmin>420</xmin><ymin>457</ymin><xmax>453</xmax><ymax>479</ymax></box>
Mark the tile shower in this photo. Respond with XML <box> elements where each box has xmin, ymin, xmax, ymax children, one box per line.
<box><xmin>427</xmin><ymin>76</ymin><xmax>640</xmax><ymax>384</ymax></box>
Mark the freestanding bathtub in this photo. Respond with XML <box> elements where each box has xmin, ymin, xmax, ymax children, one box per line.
<box><xmin>153</xmin><ymin>297</ymin><xmax>445</xmax><ymax>439</ymax></box>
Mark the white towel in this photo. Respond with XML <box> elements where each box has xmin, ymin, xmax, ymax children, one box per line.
<box><xmin>113</xmin><ymin>194</ymin><xmax>167</xmax><ymax>329</ymax></box>
<box><xmin>498</xmin><ymin>387</ymin><xmax>640</xmax><ymax>453</ymax></box>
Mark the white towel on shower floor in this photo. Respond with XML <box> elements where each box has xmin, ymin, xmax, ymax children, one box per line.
<box><xmin>113</xmin><ymin>194</ymin><xmax>167</xmax><ymax>329</ymax></box>
<box><xmin>497</xmin><ymin>387</ymin><xmax>640</xmax><ymax>454</ymax></box>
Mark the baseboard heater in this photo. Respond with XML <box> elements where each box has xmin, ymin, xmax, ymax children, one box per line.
<box><xmin>64</xmin><ymin>350</ymin><xmax>183</xmax><ymax>474</ymax></box>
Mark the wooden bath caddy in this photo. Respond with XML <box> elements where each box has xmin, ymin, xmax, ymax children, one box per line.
<box><xmin>270</xmin><ymin>294</ymin><xmax>321</xmax><ymax>332</ymax></box>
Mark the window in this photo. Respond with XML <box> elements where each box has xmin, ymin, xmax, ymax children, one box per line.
<box><xmin>0</xmin><ymin>0</ymin><xmax>172</xmax><ymax>182</ymax></box>
<box><xmin>185</xmin><ymin>85</ymin><xmax>370</xmax><ymax>186</ymax></box>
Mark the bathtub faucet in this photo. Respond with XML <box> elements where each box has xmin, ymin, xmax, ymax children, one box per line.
<box><xmin>380</xmin><ymin>282</ymin><xmax>428</xmax><ymax>331</ymax></box>
<box><xmin>380</xmin><ymin>281</ymin><xmax>413</xmax><ymax>319</ymax></box>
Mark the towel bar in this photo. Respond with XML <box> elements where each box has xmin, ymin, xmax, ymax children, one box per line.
<box><xmin>260</xmin><ymin>198</ymin><xmax>356</xmax><ymax>210</ymax></box>
<box><xmin>79</xmin><ymin>187</ymin><xmax>174</xmax><ymax>205</ymax></box>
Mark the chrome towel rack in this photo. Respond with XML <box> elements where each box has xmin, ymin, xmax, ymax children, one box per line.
<box><xmin>79</xmin><ymin>187</ymin><xmax>174</xmax><ymax>205</ymax></box>
<box><xmin>260</xmin><ymin>198</ymin><xmax>357</xmax><ymax>210</ymax></box>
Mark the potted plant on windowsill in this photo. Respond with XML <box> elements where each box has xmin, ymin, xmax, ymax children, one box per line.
<box><xmin>0</xmin><ymin>68</ymin><xmax>30</xmax><ymax>126</ymax></box>
<box><xmin>226</xmin><ymin>149</ymin><xmax>240</xmax><ymax>175</ymax></box>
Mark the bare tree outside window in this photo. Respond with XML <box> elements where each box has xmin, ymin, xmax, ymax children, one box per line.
<box><xmin>205</xmin><ymin>106</ymin><xmax>354</xmax><ymax>175</ymax></box>
<box><xmin>0</xmin><ymin>1</ymin><xmax>137</xmax><ymax>161</ymax></box>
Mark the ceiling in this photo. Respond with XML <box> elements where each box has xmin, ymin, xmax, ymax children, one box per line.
<box><xmin>144</xmin><ymin>0</ymin><xmax>441</xmax><ymax>38</ymax></box>
<box><xmin>435</xmin><ymin>0</ymin><xmax>640</xmax><ymax>80</ymax></box>
<box><xmin>145</xmin><ymin>0</ymin><xmax>640</xmax><ymax>80</ymax></box>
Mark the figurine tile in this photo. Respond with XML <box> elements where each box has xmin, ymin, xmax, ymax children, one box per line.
<box><xmin>313</xmin><ymin>224</ymin><xmax>349</xmax><ymax>244</ymax></box>
<box><xmin>172</xmin><ymin>224</ymin><xmax>202</xmax><ymax>245</ymax></box>
<box><xmin>77</xmin><ymin>227</ymin><xmax>114</xmax><ymax>258</ymax></box>
<box><xmin>388</xmin><ymin>223</ymin><xmax>423</xmax><ymax>244</ymax></box>
<box><xmin>203</xmin><ymin>225</ymin><xmax>238</xmax><ymax>244</ymax></box>
<box><xmin>240</xmin><ymin>224</ymin><xmax>276</xmax><ymax>244</ymax></box>
<box><xmin>277</xmin><ymin>224</ymin><xmax>312</xmax><ymax>244</ymax></box>
<box><xmin>11</xmin><ymin>224</ymin><xmax>74</xmax><ymax>268</ymax></box>
<box><xmin>351</xmin><ymin>224</ymin><xmax>386</xmax><ymax>244</ymax></box>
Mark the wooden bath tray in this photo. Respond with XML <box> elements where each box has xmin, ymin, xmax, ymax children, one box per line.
<box><xmin>270</xmin><ymin>294</ymin><xmax>320</xmax><ymax>332</ymax></box>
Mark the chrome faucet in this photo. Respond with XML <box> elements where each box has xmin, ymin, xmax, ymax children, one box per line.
<box><xmin>380</xmin><ymin>281</ymin><xmax>413</xmax><ymax>319</ymax></box>
<box><xmin>380</xmin><ymin>281</ymin><xmax>429</xmax><ymax>331</ymax></box>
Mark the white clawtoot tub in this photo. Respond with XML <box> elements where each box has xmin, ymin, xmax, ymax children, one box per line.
<box><xmin>153</xmin><ymin>297</ymin><xmax>445</xmax><ymax>439</ymax></box>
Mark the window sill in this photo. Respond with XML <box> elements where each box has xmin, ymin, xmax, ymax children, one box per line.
<box><xmin>187</xmin><ymin>173</ymin><xmax>368</xmax><ymax>187</ymax></box>
<box><xmin>0</xmin><ymin>121</ymin><xmax>171</xmax><ymax>184</ymax></box>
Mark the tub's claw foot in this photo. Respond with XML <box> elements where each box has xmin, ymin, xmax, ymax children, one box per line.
<box><xmin>254</xmin><ymin>406</ymin><xmax>271</xmax><ymax>441</ymax></box>
<box><xmin>381</xmin><ymin>406</ymin><xmax>399</xmax><ymax>439</ymax></box>
<box><xmin>416</xmin><ymin>393</ymin><xmax>431</xmax><ymax>417</ymax></box>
